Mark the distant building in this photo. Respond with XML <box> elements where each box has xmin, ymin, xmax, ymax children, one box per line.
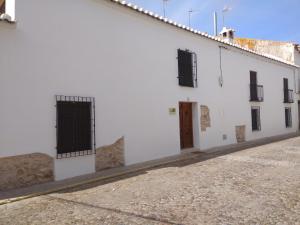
<box><xmin>235</xmin><ymin>38</ymin><xmax>300</xmax><ymax>65</ymax></box>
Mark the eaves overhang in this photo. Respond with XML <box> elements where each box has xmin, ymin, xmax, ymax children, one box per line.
<box><xmin>109</xmin><ymin>0</ymin><xmax>299</xmax><ymax>68</ymax></box>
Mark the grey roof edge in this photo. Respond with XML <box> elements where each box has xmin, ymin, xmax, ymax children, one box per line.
<box><xmin>109</xmin><ymin>0</ymin><xmax>299</xmax><ymax>68</ymax></box>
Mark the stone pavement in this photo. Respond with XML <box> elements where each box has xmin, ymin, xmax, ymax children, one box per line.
<box><xmin>0</xmin><ymin>136</ymin><xmax>300</xmax><ymax>225</ymax></box>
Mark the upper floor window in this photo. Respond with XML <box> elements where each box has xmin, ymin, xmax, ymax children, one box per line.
<box><xmin>283</xmin><ymin>78</ymin><xmax>294</xmax><ymax>103</ymax></box>
<box><xmin>249</xmin><ymin>71</ymin><xmax>264</xmax><ymax>102</ymax></box>
<box><xmin>177</xmin><ymin>49</ymin><xmax>197</xmax><ymax>88</ymax></box>
<box><xmin>0</xmin><ymin>0</ymin><xmax>15</xmax><ymax>22</ymax></box>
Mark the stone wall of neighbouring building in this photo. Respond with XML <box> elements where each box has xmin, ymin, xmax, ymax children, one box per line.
<box><xmin>95</xmin><ymin>137</ymin><xmax>125</xmax><ymax>171</ymax></box>
<box><xmin>235</xmin><ymin>38</ymin><xmax>295</xmax><ymax>63</ymax></box>
<box><xmin>0</xmin><ymin>153</ymin><xmax>54</xmax><ymax>191</ymax></box>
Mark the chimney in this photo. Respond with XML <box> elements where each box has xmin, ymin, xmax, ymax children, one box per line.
<box><xmin>219</xmin><ymin>27</ymin><xmax>235</xmax><ymax>43</ymax></box>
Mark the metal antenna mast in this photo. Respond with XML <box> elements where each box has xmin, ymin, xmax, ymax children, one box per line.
<box><xmin>163</xmin><ymin>0</ymin><xmax>170</xmax><ymax>18</ymax></box>
<box><xmin>188</xmin><ymin>9</ymin><xmax>200</xmax><ymax>27</ymax></box>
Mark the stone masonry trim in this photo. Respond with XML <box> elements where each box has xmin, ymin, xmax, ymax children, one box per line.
<box><xmin>200</xmin><ymin>105</ymin><xmax>211</xmax><ymax>132</ymax></box>
<box><xmin>0</xmin><ymin>153</ymin><xmax>54</xmax><ymax>191</ymax></box>
<box><xmin>95</xmin><ymin>137</ymin><xmax>125</xmax><ymax>171</ymax></box>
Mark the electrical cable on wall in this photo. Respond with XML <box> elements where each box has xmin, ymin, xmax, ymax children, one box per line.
<box><xmin>218</xmin><ymin>45</ymin><xmax>229</xmax><ymax>87</ymax></box>
<box><xmin>219</xmin><ymin>46</ymin><xmax>224</xmax><ymax>87</ymax></box>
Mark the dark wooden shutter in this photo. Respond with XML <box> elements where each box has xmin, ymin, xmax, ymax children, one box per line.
<box><xmin>285</xmin><ymin>108</ymin><xmax>292</xmax><ymax>127</ymax></box>
<box><xmin>289</xmin><ymin>108</ymin><xmax>292</xmax><ymax>127</ymax></box>
<box><xmin>283</xmin><ymin>78</ymin><xmax>288</xmax><ymax>102</ymax></box>
<box><xmin>251</xmin><ymin>108</ymin><xmax>258</xmax><ymax>131</ymax></box>
<box><xmin>285</xmin><ymin>108</ymin><xmax>289</xmax><ymax>127</ymax></box>
<box><xmin>283</xmin><ymin>78</ymin><xmax>288</xmax><ymax>90</ymax></box>
<box><xmin>57</xmin><ymin>102</ymin><xmax>74</xmax><ymax>154</ymax></box>
<box><xmin>251</xmin><ymin>108</ymin><xmax>260</xmax><ymax>131</ymax></box>
<box><xmin>57</xmin><ymin>101</ymin><xmax>92</xmax><ymax>154</ymax></box>
<box><xmin>178</xmin><ymin>49</ymin><xmax>194</xmax><ymax>87</ymax></box>
<box><xmin>250</xmin><ymin>71</ymin><xmax>257</xmax><ymax>84</ymax></box>
<box><xmin>250</xmin><ymin>71</ymin><xmax>258</xmax><ymax>101</ymax></box>
<box><xmin>75</xmin><ymin>102</ymin><xmax>92</xmax><ymax>151</ymax></box>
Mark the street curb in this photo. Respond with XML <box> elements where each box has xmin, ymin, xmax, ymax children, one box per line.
<box><xmin>1</xmin><ymin>132</ymin><xmax>298</xmax><ymax>206</ymax></box>
<box><xmin>0</xmin><ymin>153</ymin><xmax>197</xmax><ymax>206</ymax></box>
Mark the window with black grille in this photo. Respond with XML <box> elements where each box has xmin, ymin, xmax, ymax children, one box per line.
<box><xmin>285</xmin><ymin>107</ymin><xmax>292</xmax><ymax>128</ymax></box>
<box><xmin>251</xmin><ymin>106</ymin><xmax>261</xmax><ymax>131</ymax></box>
<box><xmin>177</xmin><ymin>49</ymin><xmax>197</xmax><ymax>87</ymax></box>
<box><xmin>56</xmin><ymin>96</ymin><xmax>95</xmax><ymax>159</ymax></box>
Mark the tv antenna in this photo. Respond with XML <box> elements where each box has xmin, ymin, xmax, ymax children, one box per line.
<box><xmin>188</xmin><ymin>9</ymin><xmax>201</xmax><ymax>27</ymax></box>
<box><xmin>222</xmin><ymin>6</ymin><xmax>232</xmax><ymax>27</ymax></box>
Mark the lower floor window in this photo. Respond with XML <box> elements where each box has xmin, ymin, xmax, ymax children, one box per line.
<box><xmin>285</xmin><ymin>107</ymin><xmax>292</xmax><ymax>128</ymax></box>
<box><xmin>251</xmin><ymin>106</ymin><xmax>261</xmax><ymax>131</ymax></box>
<box><xmin>56</xmin><ymin>95</ymin><xmax>95</xmax><ymax>159</ymax></box>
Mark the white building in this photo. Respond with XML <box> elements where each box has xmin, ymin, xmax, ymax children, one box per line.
<box><xmin>0</xmin><ymin>0</ymin><xmax>299</xmax><ymax>190</ymax></box>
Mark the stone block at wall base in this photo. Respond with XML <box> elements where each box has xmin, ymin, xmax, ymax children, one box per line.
<box><xmin>95</xmin><ymin>137</ymin><xmax>125</xmax><ymax>171</ymax></box>
<box><xmin>0</xmin><ymin>153</ymin><xmax>54</xmax><ymax>191</ymax></box>
<box><xmin>236</xmin><ymin>125</ymin><xmax>246</xmax><ymax>143</ymax></box>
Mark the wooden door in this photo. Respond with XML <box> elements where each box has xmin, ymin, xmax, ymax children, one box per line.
<box><xmin>0</xmin><ymin>0</ymin><xmax>5</xmax><ymax>14</ymax></box>
<box><xmin>179</xmin><ymin>102</ymin><xmax>194</xmax><ymax>149</ymax></box>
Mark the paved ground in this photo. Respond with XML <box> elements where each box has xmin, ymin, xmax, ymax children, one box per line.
<box><xmin>1</xmin><ymin>137</ymin><xmax>300</xmax><ymax>225</ymax></box>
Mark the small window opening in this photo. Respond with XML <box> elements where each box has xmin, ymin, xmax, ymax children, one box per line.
<box><xmin>285</xmin><ymin>107</ymin><xmax>292</xmax><ymax>128</ymax></box>
<box><xmin>251</xmin><ymin>106</ymin><xmax>261</xmax><ymax>131</ymax></box>
<box><xmin>56</xmin><ymin>95</ymin><xmax>96</xmax><ymax>159</ymax></box>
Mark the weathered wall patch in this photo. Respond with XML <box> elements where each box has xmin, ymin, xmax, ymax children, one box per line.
<box><xmin>200</xmin><ymin>105</ymin><xmax>211</xmax><ymax>131</ymax></box>
<box><xmin>0</xmin><ymin>153</ymin><xmax>54</xmax><ymax>191</ymax></box>
<box><xmin>235</xmin><ymin>125</ymin><xmax>246</xmax><ymax>143</ymax></box>
<box><xmin>95</xmin><ymin>137</ymin><xmax>125</xmax><ymax>171</ymax></box>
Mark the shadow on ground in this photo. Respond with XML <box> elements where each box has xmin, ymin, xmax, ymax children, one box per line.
<box><xmin>1</xmin><ymin>133</ymin><xmax>298</xmax><ymax>200</ymax></box>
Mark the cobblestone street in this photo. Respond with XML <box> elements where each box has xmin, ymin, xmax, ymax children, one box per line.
<box><xmin>1</xmin><ymin>137</ymin><xmax>300</xmax><ymax>225</ymax></box>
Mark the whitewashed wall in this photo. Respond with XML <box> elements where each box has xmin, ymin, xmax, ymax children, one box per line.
<box><xmin>0</xmin><ymin>0</ymin><xmax>298</xmax><ymax>180</ymax></box>
<box><xmin>294</xmin><ymin>51</ymin><xmax>300</xmax><ymax>94</ymax></box>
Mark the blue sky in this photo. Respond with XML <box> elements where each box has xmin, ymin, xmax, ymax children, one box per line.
<box><xmin>127</xmin><ymin>0</ymin><xmax>300</xmax><ymax>43</ymax></box>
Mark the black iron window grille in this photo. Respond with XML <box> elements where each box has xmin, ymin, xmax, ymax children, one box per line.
<box><xmin>283</xmin><ymin>78</ymin><xmax>294</xmax><ymax>103</ymax></box>
<box><xmin>177</xmin><ymin>49</ymin><xmax>197</xmax><ymax>88</ymax></box>
<box><xmin>285</xmin><ymin>107</ymin><xmax>292</xmax><ymax>128</ymax></box>
<box><xmin>251</xmin><ymin>106</ymin><xmax>261</xmax><ymax>131</ymax></box>
<box><xmin>55</xmin><ymin>95</ymin><xmax>96</xmax><ymax>159</ymax></box>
